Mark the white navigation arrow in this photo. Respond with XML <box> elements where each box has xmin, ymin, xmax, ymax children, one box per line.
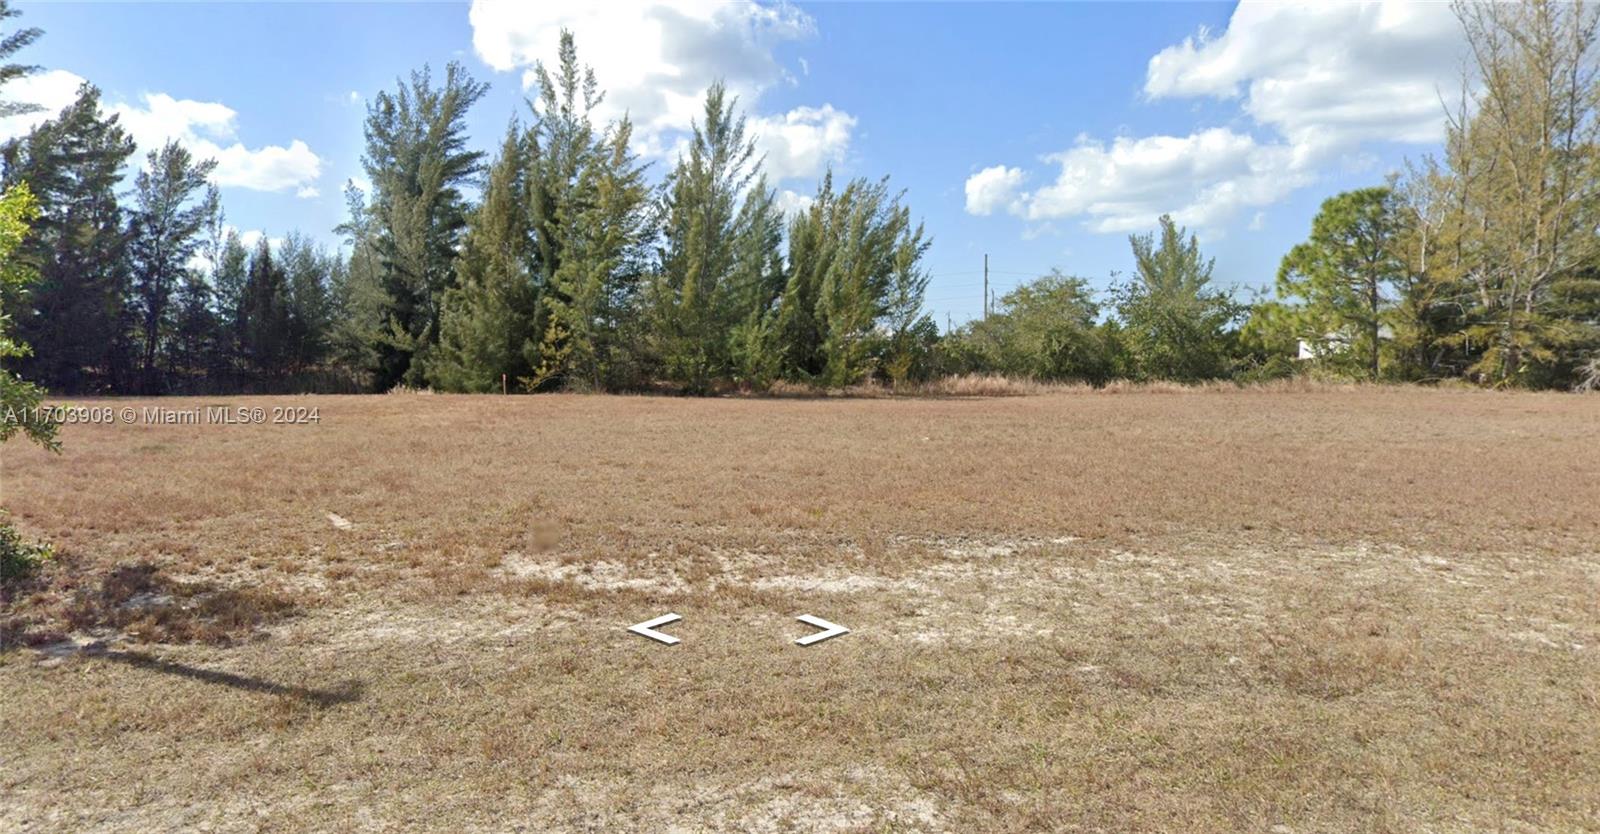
<box><xmin>627</xmin><ymin>613</ymin><xmax>682</xmax><ymax>645</ymax></box>
<box><xmin>795</xmin><ymin>614</ymin><xmax>850</xmax><ymax>647</ymax></box>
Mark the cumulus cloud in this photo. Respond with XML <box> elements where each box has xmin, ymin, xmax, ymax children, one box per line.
<box><xmin>968</xmin><ymin>0</ymin><xmax>1467</xmax><ymax>233</ymax></box>
<box><xmin>1018</xmin><ymin>130</ymin><xmax>1311</xmax><ymax>234</ymax></box>
<box><xmin>775</xmin><ymin>188</ymin><xmax>814</xmax><ymax>218</ymax></box>
<box><xmin>0</xmin><ymin>69</ymin><xmax>89</xmax><ymax>139</ymax></box>
<box><xmin>964</xmin><ymin>165</ymin><xmax>1026</xmax><ymax>216</ymax></box>
<box><xmin>1145</xmin><ymin>1</ymin><xmax>1462</xmax><ymax>152</ymax></box>
<box><xmin>111</xmin><ymin>93</ymin><xmax>323</xmax><ymax>195</ymax></box>
<box><xmin>0</xmin><ymin>71</ymin><xmax>323</xmax><ymax>197</ymax></box>
<box><xmin>471</xmin><ymin>0</ymin><xmax>811</xmax><ymax>136</ymax></box>
<box><xmin>748</xmin><ymin>105</ymin><xmax>854</xmax><ymax>181</ymax></box>
<box><xmin>469</xmin><ymin>0</ymin><xmax>853</xmax><ymax>180</ymax></box>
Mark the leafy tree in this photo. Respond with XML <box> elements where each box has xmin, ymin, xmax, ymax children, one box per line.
<box><xmin>361</xmin><ymin>62</ymin><xmax>488</xmax><ymax>388</ymax></box>
<box><xmin>1277</xmin><ymin>187</ymin><xmax>1407</xmax><ymax>379</ymax></box>
<box><xmin>128</xmin><ymin>141</ymin><xmax>219</xmax><ymax>393</ymax></box>
<box><xmin>0</xmin><ymin>182</ymin><xmax>54</xmax><ymax>448</ymax></box>
<box><xmin>947</xmin><ymin>271</ymin><xmax>1116</xmax><ymax>384</ymax></box>
<box><xmin>1114</xmin><ymin>214</ymin><xmax>1241</xmax><ymax>381</ymax></box>
<box><xmin>0</xmin><ymin>85</ymin><xmax>136</xmax><ymax>392</ymax></box>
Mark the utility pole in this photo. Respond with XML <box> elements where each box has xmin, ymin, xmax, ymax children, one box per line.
<box><xmin>983</xmin><ymin>253</ymin><xmax>989</xmax><ymax>321</ymax></box>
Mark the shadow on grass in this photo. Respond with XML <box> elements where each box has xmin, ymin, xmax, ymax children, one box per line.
<box><xmin>94</xmin><ymin>648</ymin><xmax>363</xmax><ymax>708</ymax></box>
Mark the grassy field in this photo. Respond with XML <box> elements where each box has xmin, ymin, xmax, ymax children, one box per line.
<box><xmin>2</xmin><ymin>388</ymin><xmax>1598</xmax><ymax>832</ymax></box>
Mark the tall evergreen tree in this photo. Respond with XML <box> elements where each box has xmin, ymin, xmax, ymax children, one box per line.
<box><xmin>128</xmin><ymin>141</ymin><xmax>218</xmax><ymax>393</ymax></box>
<box><xmin>278</xmin><ymin>232</ymin><xmax>335</xmax><ymax>373</ymax></box>
<box><xmin>1114</xmin><ymin>214</ymin><xmax>1241</xmax><ymax>382</ymax></box>
<box><xmin>0</xmin><ymin>85</ymin><xmax>136</xmax><ymax>392</ymax></box>
<box><xmin>167</xmin><ymin>271</ymin><xmax>219</xmax><ymax>389</ymax></box>
<box><xmin>1277</xmin><ymin>187</ymin><xmax>1407</xmax><ymax>379</ymax></box>
<box><xmin>506</xmin><ymin>31</ymin><xmax>657</xmax><ymax>391</ymax></box>
<box><xmin>773</xmin><ymin>174</ymin><xmax>930</xmax><ymax>387</ymax></box>
<box><xmin>543</xmin><ymin>115</ymin><xmax>654</xmax><ymax>390</ymax></box>
<box><xmin>1437</xmin><ymin>0</ymin><xmax>1600</xmax><ymax>387</ymax></box>
<box><xmin>361</xmin><ymin>62</ymin><xmax>488</xmax><ymax>388</ymax></box>
<box><xmin>238</xmin><ymin>239</ymin><xmax>291</xmax><ymax>379</ymax></box>
<box><xmin>430</xmin><ymin>125</ymin><xmax>538</xmax><ymax>392</ymax></box>
<box><xmin>0</xmin><ymin>0</ymin><xmax>41</xmax><ymax>119</ymax></box>
<box><xmin>329</xmin><ymin>181</ymin><xmax>387</xmax><ymax>385</ymax></box>
<box><xmin>648</xmin><ymin>82</ymin><xmax>765</xmax><ymax>393</ymax></box>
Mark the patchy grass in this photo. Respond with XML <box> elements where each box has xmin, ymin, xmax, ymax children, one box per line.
<box><xmin>1</xmin><ymin>388</ymin><xmax>1598</xmax><ymax>832</ymax></box>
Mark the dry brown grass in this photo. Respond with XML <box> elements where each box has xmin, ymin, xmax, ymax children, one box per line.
<box><xmin>2</xmin><ymin>388</ymin><xmax>1598</xmax><ymax>832</ymax></box>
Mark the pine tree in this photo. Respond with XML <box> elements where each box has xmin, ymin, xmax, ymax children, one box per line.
<box><xmin>0</xmin><ymin>0</ymin><xmax>42</xmax><ymax>119</ymax></box>
<box><xmin>773</xmin><ymin>174</ymin><xmax>929</xmax><ymax>387</ymax></box>
<box><xmin>648</xmin><ymin>83</ymin><xmax>764</xmax><ymax>393</ymax></box>
<box><xmin>1277</xmin><ymin>187</ymin><xmax>1407</xmax><ymax>379</ymax></box>
<box><xmin>1437</xmin><ymin>0</ymin><xmax>1600</xmax><ymax>386</ymax></box>
<box><xmin>1114</xmin><ymin>215</ymin><xmax>1241</xmax><ymax>382</ymax></box>
<box><xmin>278</xmin><ymin>232</ymin><xmax>334</xmax><ymax>373</ymax></box>
<box><xmin>0</xmin><ymin>85</ymin><xmax>136</xmax><ymax>392</ymax></box>
<box><xmin>128</xmin><ymin>141</ymin><xmax>219</xmax><ymax>393</ymax></box>
<box><xmin>167</xmin><ymin>271</ymin><xmax>219</xmax><ymax>390</ymax></box>
<box><xmin>238</xmin><ymin>239</ymin><xmax>291</xmax><ymax>379</ymax></box>
<box><xmin>516</xmin><ymin>31</ymin><xmax>655</xmax><ymax>391</ymax></box>
<box><xmin>726</xmin><ymin>175</ymin><xmax>785</xmax><ymax>390</ymax></box>
<box><xmin>545</xmin><ymin>116</ymin><xmax>653</xmax><ymax>390</ymax></box>
<box><xmin>361</xmin><ymin>62</ymin><xmax>488</xmax><ymax>388</ymax></box>
<box><xmin>210</xmin><ymin>228</ymin><xmax>250</xmax><ymax>379</ymax></box>
<box><xmin>431</xmin><ymin>125</ymin><xmax>538</xmax><ymax>392</ymax></box>
<box><xmin>329</xmin><ymin>181</ymin><xmax>387</xmax><ymax>386</ymax></box>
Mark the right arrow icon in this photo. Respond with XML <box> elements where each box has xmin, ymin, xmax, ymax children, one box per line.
<box><xmin>795</xmin><ymin>614</ymin><xmax>850</xmax><ymax>646</ymax></box>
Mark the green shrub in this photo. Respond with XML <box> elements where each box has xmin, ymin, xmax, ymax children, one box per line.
<box><xmin>0</xmin><ymin>518</ymin><xmax>52</xmax><ymax>584</ymax></box>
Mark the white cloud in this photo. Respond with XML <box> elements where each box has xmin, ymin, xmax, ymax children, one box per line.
<box><xmin>749</xmin><ymin>104</ymin><xmax>854</xmax><ymax>181</ymax></box>
<box><xmin>1019</xmin><ymin>129</ymin><xmax>1311</xmax><ymax>234</ymax></box>
<box><xmin>468</xmin><ymin>0</ymin><xmax>851</xmax><ymax>179</ymax></box>
<box><xmin>775</xmin><ymin>188</ymin><xmax>814</xmax><ymax>217</ymax></box>
<box><xmin>0</xmin><ymin>72</ymin><xmax>323</xmax><ymax>197</ymax></box>
<box><xmin>964</xmin><ymin>165</ymin><xmax>1026</xmax><ymax>216</ymax></box>
<box><xmin>969</xmin><ymin>0</ymin><xmax>1467</xmax><ymax>234</ymax></box>
<box><xmin>0</xmin><ymin>69</ymin><xmax>90</xmax><ymax>140</ymax></box>
<box><xmin>1145</xmin><ymin>1</ymin><xmax>1463</xmax><ymax>153</ymax></box>
<box><xmin>112</xmin><ymin>93</ymin><xmax>323</xmax><ymax>196</ymax></box>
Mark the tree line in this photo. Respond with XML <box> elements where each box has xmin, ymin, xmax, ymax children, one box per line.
<box><xmin>1</xmin><ymin>1</ymin><xmax>1598</xmax><ymax>405</ymax></box>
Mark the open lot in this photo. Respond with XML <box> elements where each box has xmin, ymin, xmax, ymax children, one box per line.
<box><xmin>2</xmin><ymin>388</ymin><xmax>1598</xmax><ymax>832</ymax></box>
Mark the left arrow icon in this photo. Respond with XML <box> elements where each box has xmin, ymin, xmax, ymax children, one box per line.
<box><xmin>627</xmin><ymin>613</ymin><xmax>683</xmax><ymax>645</ymax></box>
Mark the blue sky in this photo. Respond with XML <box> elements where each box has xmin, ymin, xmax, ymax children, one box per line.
<box><xmin>4</xmin><ymin>1</ymin><xmax>1468</xmax><ymax>328</ymax></box>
